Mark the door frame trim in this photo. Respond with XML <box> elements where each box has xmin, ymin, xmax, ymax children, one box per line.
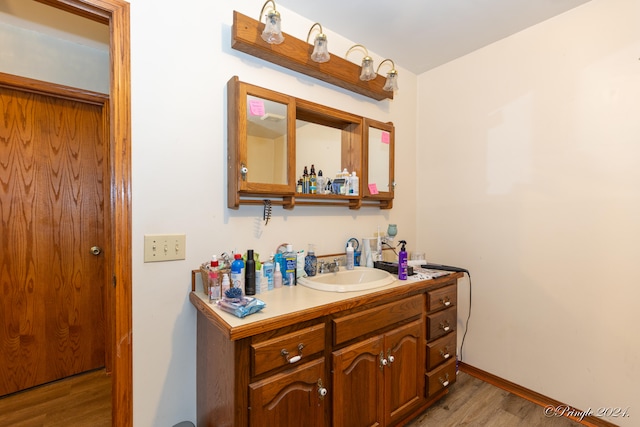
<box><xmin>34</xmin><ymin>1</ymin><xmax>133</xmax><ymax>425</ymax></box>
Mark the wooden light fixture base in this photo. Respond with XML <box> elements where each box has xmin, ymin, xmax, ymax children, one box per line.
<box><xmin>231</xmin><ymin>11</ymin><xmax>393</xmax><ymax>101</ymax></box>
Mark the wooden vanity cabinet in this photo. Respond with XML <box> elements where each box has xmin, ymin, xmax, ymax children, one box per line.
<box><xmin>192</xmin><ymin>275</ymin><xmax>460</xmax><ymax>426</ymax></box>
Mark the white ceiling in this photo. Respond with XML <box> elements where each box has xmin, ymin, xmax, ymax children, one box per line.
<box><xmin>1</xmin><ymin>0</ymin><xmax>592</xmax><ymax>75</ymax></box>
<box><xmin>276</xmin><ymin>0</ymin><xmax>592</xmax><ymax>74</ymax></box>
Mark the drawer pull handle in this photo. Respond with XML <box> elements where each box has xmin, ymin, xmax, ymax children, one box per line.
<box><xmin>440</xmin><ymin>346</ymin><xmax>450</xmax><ymax>359</ymax></box>
<box><xmin>440</xmin><ymin>320</ymin><xmax>450</xmax><ymax>332</ymax></box>
<box><xmin>440</xmin><ymin>296</ymin><xmax>451</xmax><ymax>307</ymax></box>
<box><xmin>281</xmin><ymin>343</ymin><xmax>305</xmax><ymax>364</ymax></box>
<box><xmin>387</xmin><ymin>349</ymin><xmax>395</xmax><ymax>364</ymax></box>
<box><xmin>439</xmin><ymin>373</ymin><xmax>450</xmax><ymax>388</ymax></box>
<box><xmin>379</xmin><ymin>351</ymin><xmax>388</xmax><ymax>370</ymax></box>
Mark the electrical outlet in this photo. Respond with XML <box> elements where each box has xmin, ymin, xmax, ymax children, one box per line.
<box><xmin>144</xmin><ymin>234</ymin><xmax>186</xmax><ymax>262</ymax></box>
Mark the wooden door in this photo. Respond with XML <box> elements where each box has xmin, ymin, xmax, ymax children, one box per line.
<box><xmin>384</xmin><ymin>319</ymin><xmax>424</xmax><ymax>426</ymax></box>
<box><xmin>0</xmin><ymin>84</ymin><xmax>108</xmax><ymax>396</ymax></box>
<box><xmin>249</xmin><ymin>358</ymin><xmax>326</xmax><ymax>427</ymax></box>
<box><xmin>332</xmin><ymin>335</ymin><xmax>384</xmax><ymax>427</ymax></box>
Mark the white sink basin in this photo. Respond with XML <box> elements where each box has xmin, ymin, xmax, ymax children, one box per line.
<box><xmin>298</xmin><ymin>267</ymin><xmax>395</xmax><ymax>292</ymax></box>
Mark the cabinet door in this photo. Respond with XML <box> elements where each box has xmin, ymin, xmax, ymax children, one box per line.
<box><xmin>384</xmin><ymin>319</ymin><xmax>425</xmax><ymax>426</ymax></box>
<box><xmin>332</xmin><ymin>335</ymin><xmax>384</xmax><ymax>427</ymax></box>
<box><xmin>249</xmin><ymin>358</ymin><xmax>326</xmax><ymax>427</ymax></box>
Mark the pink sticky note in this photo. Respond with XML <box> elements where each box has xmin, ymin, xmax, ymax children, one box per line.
<box><xmin>381</xmin><ymin>131</ymin><xmax>390</xmax><ymax>144</ymax></box>
<box><xmin>249</xmin><ymin>100</ymin><xmax>265</xmax><ymax>116</ymax></box>
<box><xmin>368</xmin><ymin>183</ymin><xmax>379</xmax><ymax>195</ymax></box>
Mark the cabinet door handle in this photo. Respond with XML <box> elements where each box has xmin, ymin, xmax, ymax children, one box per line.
<box><xmin>439</xmin><ymin>373</ymin><xmax>450</xmax><ymax>388</ymax></box>
<box><xmin>439</xmin><ymin>346</ymin><xmax>450</xmax><ymax>359</ymax></box>
<box><xmin>317</xmin><ymin>379</ymin><xmax>328</xmax><ymax>400</ymax></box>
<box><xmin>440</xmin><ymin>296</ymin><xmax>451</xmax><ymax>307</ymax></box>
<box><xmin>281</xmin><ymin>343</ymin><xmax>305</xmax><ymax>364</ymax></box>
<box><xmin>387</xmin><ymin>349</ymin><xmax>395</xmax><ymax>364</ymax></box>
<box><xmin>439</xmin><ymin>320</ymin><xmax>450</xmax><ymax>332</ymax></box>
<box><xmin>379</xmin><ymin>351</ymin><xmax>388</xmax><ymax>370</ymax></box>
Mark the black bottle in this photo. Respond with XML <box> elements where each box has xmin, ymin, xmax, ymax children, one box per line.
<box><xmin>245</xmin><ymin>249</ymin><xmax>256</xmax><ymax>295</ymax></box>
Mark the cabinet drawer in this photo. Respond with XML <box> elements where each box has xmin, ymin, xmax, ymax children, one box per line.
<box><xmin>252</xmin><ymin>323</ymin><xmax>325</xmax><ymax>376</ymax></box>
<box><xmin>426</xmin><ymin>332</ymin><xmax>456</xmax><ymax>370</ymax></box>
<box><xmin>333</xmin><ymin>294</ymin><xmax>423</xmax><ymax>345</ymax></box>
<box><xmin>425</xmin><ymin>358</ymin><xmax>456</xmax><ymax>397</ymax></box>
<box><xmin>426</xmin><ymin>308</ymin><xmax>456</xmax><ymax>341</ymax></box>
<box><xmin>426</xmin><ymin>284</ymin><xmax>457</xmax><ymax>313</ymax></box>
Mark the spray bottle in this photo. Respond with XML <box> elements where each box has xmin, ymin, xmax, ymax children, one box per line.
<box><xmin>398</xmin><ymin>240</ymin><xmax>408</xmax><ymax>280</ymax></box>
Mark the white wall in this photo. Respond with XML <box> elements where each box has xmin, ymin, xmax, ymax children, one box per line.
<box><xmin>129</xmin><ymin>1</ymin><xmax>417</xmax><ymax>425</ymax></box>
<box><xmin>417</xmin><ymin>0</ymin><xmax>639</xmax><ymax>425</ymax></box>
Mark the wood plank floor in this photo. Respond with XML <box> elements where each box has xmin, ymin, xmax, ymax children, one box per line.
<box><xmin>0</xmin><ymin>369</ymin><xmax>111</xmax><ymax>427</ymax></box>
<box><xmin>407</xmin><ymin>371</ymin><xmax>583</xmax><ymax>427</ymax></box>
<box><xmin>0</xmin><ymin>369</ymin><xmax>583</xmax><ymax>427</ymax></box>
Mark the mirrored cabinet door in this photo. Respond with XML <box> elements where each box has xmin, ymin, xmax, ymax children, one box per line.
<box><xmin>363</xmin><ymin>119</ymin><xmax>394</xmax><ymax>208</ymax></box>
<box><xmin>228</xmin><ymin>77</ymin><xmax>296</xmax><ymax>208</ymax></box>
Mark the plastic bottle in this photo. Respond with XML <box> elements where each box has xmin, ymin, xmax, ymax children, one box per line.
<box><xmin>398</xmin><ymin>240</ymin><xmax>408</xmax><ymax>280</ymax></box>
<box><xmin>263</xmin><ymin>254</ymin><xmax>275</xmax><ymax>291</ymax></box>
<box><xmin>310</xmin><ymin>164</ymin><xmax>317</xmax><ymax>194</ymax></box>
<box><xmin>304</xmin><ymin>244</ymin><xmax>317</xmax><ymax>277</ymax></box>
<box><xmin>303</xmin><ymin>166</ymin><xmax>310</xmax><ymax>194</ymax></box>
<box><xmin>245</xmin><ymin>249</ymin><xmax>256</xmax><ymax>295</ymax></box>
<box><xmin>283</xmin><ymin>244</ymin><xmax>297</xmax><ymax>286</ymax></box>
<box><xmin>349</xmin><ymin>171</ymin><xmax>359</xmax><ymax>195</ymax></box>
<box><xmin>273</xmin><ymin>262</ymin><xmax>283</xmax><ymax>288</ymax></box>
<box><xmin>208</xmin><ymin>255</ymin><xmax>220</xmax><ymax>302</ymax></box>
<box><xmin>341</xmin><ymin>168</ymin><xmax>349</xmax><ymax>194</ymax></box>
<box><xmin>221</xmin><ymin>273</ymin><xmax>231</xmax><ymax>294</ymax></box>
<box><xmin>230</xmin><ymin>253</ymin><xmax>245</xmax><ymax>293</ymax></box>
<box><xmin>346</xmin><ymin>241</ymin><xmax>355</xmax><ymax>270</ymax></box>
<box><xmin>316</xmin><ymin>170</ymin><xmax>325</xmax><ymax>195</ymax></box>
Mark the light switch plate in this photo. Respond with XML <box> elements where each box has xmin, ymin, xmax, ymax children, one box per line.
<box><xmin>144</xmin><ymin>234</ymin><xmax>186</xmax><ymax>262</ymax></box>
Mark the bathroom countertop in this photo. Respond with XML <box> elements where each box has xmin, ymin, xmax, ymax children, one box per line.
<box><xmin>190</xmin><ymin>270</ymin><xmax>462</xmax><ymax>341</ymax></box>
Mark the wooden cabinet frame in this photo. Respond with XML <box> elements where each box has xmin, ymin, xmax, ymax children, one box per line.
<box><xmin>228</xmin><ymin>76</ymin><xmax>394</xmax><ymax>210</ymax></box>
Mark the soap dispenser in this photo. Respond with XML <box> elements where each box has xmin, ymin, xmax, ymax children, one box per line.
<box><xmin>397</xmin><ymin>240</ymin><xmax>408</xmax><ymax>280</ymax></box>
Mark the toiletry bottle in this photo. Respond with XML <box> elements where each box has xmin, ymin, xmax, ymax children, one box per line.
<box><xmin>316</xmin><ymin>170</ymin><xmax>325</xmax><ymax>195</ymax></box>
<box><xmin>245</xmin><ymin>249</ymin><xmax>256</xmax><ymax>295</ymax></box>
<box><xmin>303</xmin><ymin>166</ymin><xmax>310</xmax><ymax>194</ymax></box>
<box><xmin>221</xmin><ymin>273</ymin><xmax>230</xmax><ymax>294</ymax></box>
<box><xmin>297</xmin><ymin>179</ymin><xmax>303</xmax><ymax>193</ymax></box>
<box><xmin>398</xmin><ymin>240</ymin><xmax>408</xmax><ymax>280</ymax></box>
<box><xmin>305</xmin><ymin>244</ymin><xmax>317</xmax><ymax>277</ymax></box>
<box><xmin>341</xmin><ymin>168</ymin><xmax>349</xmax><ymax>194</ymax></box>
<box><xmin>273</xmin><ymin>262</ymin><xmax>283</xmax><ymax>288</ymax></box>
<box><xmin>346</xmin><ymin>241</ymin><xmax>355</xmax><ymax>270</ymax></box>
<box><xmin>230</xmin><ymin>253</ymin><xmax>245</xmax><ymax>293</ymax></box>
<box><xmin>208</xmin><ymin>255</ymin><xmax>220</xmax><ymax>301</ymax></box>
<box><xmin>350</xmin><ymin>171</ymin><xmax>359</xmax><ymax>195</ymax></box>
<box><xmin>283</xmin><ymin>244</ymin><xmax>297</xmax><ymax>286</ymax></box>
<box><xmin>263</xmin><ymin>254</ymin><xmax>274</xmax><ymax>291</ymax></box>
<box><xmin>310</xmin><ymin>164</ymin><xmax>317</xmax><ymax>194</ymax></box>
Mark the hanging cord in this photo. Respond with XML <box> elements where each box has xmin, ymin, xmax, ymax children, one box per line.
<box><xmin>263</xmin><ymin>199</ymin><xmax>272</xmax><ymax>225</ymax></box>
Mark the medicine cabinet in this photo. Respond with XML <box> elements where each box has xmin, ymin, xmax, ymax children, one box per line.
<box><xmin>228</xmin><ymin>76</ymin><xmax>393</xmax><ymax>210</ymax></box>
<box><xmin>363</xmin><ymin>119</ymin><xmax>395</xmax><ymax>209</ymax></box>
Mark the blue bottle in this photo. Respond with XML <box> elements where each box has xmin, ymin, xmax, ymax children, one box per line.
<box><xmin>231</xmin><ymin>253</ymin><xmax>245</xmax><ymax>293</ymax></box>
<box><xmin>398</xmin><ymin>240</ymin><xmax>408</xmax><ymax>280</ymax></box>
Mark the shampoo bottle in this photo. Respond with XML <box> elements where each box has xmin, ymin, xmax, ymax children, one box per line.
<box><xmin>398</xmin><ymin>240</ymin><xmax>408</xmax><ymax>280</ymax></box>
<box><xmin>346</xmin><ymin>242</ymin><xmax>355</xmax><ymax>270</ymax></box>
<box><xmin>245</xmin><ymin>249</ymin><xmax>256</xmax><ymax>295</ymax></box>
<box><xmin>284</xmin><ymin>244</ymin><xmax>297</xmax><ymax>286</ymax></box>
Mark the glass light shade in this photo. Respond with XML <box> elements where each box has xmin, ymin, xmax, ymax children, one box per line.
<box><xmin>383</xmin><ymin>71</ymin><xmax>399</xmax><ymax>91</ymax></box>
<box><xmin>261</xmin><ymin>11</ymin><xmax>284</xmax><ymax>44</ymax></box>
<box><xmin>387</xmin><ymin>224</ymin><xmax>398</xmax><ymax>238</ymax></box>
<box><xmin>310</xmin><ymin>34</ymin><xmax>330</xmax><ymax>63</ymax></box>
<box><xmin>359</xmin><ymin>57</ymin><xmax>376</xmax><ymax>81</ymax></box>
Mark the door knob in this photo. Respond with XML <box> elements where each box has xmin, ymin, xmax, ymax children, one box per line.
<box><xmin>90</xmin><ymin>246</ymin><xmax>102</xmax><ymax>256</ymax></box>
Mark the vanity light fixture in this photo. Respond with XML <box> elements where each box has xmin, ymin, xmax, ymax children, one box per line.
<box><xmin>345</xmin><ymin>44</ymin><xmax>377</xmax><ymax>81</ymax></box>
<box><xmin>377</xmin><ymin>59</ymin><xmax>399</xmax><ymax>92</ymax></box>
<box><xmin>306</xmin><ymin>23</ymin><xmax>330</xmax><ymax>63</ymax></box>
<box><xmin>259</xmin><ymin>0</ymin><xmax>284</xmax><ymax>44</ymax></box>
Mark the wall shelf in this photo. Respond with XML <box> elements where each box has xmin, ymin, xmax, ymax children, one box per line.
<box><xmin>231</xmin><ymin>11</ymin><xmax>393</xmax><ymax>101</ymax></box>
